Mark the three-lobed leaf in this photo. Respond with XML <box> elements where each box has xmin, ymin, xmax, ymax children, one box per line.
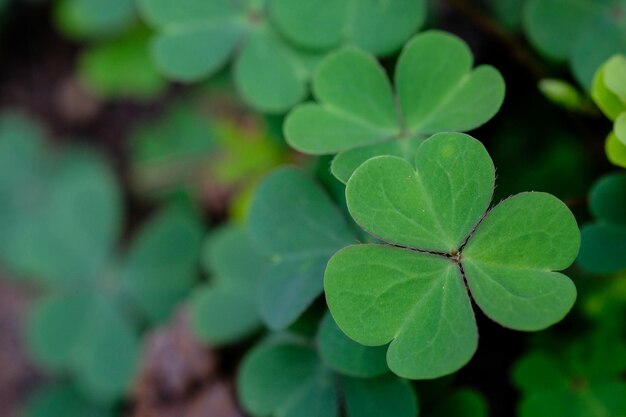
<box><xmin>325</xmin><ymin>132</ymin><xmax>579</xmax><ymax>379</ymax></box>
<box><xmin>285</xmin><ymin>31</ymin><xmax>505</xmax><ymax>183</ymax></box>
<box><xmin>139</xmin><ymin>0</ymin><xmax>424</xmax><ymax>113</ymax></box>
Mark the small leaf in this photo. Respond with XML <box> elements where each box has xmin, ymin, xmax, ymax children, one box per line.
<box><xmin>139</xmin><ymin>0</ymin><xmax>243</xmax><ymax>81</ymax></box>
<box><xmin>512</xmin><ymin>352</ymin><xmax>569</xmax><ymax>392</ymax></box>
<box><xmin>462</xmin><ymin>192</ymin><xmax>579</xmax><ymax>331</ymax></box>
<box><xmin>592</xmin><ymin>57</ymin><xmax>626</xmax><ymax>121</ymax></box>
<box><xmin>234</xmin><ymin>30</ymin><xmax>308</xmax><ymax>113</ymax></box>
<box><xmin>604</xmin><ymin>54</ymin><xmax>626</xmax><ymax>103</ymax></box>
<box><xmin>152</xmin><ymin>22</ymin><xmax>243</xmax><ymax>81</ymax></box>
<box><xmin>513</xmin><ymin>332</ymin><xmax>626</xmax><ymax>417</ymax></box>
<box><xmin>396</xmin><ymin>31</ymin><xmax>505</xmax><ymax>133</ymax></box>
<box><xmin>269</xmin><ymin>0</ymin><xmax>425</xmax><ymax>55</ymax></box>
<box><xmin>285</xmin><ymin>48</ymin><xmax>399</xmax><ymax>153</ymax></box>
<box><xmin>190</xmin><ymin>224</ymin><xmax>268</xmax><ymax>345</ymax></box>
<box><xmin>347</xmin><ymin>0</ymin><xmax>426</xmax><ymax>56</ymax></box>
<box><xmin>571</xmin><ymin>21</ymin><xmax>626</xmax><ymax>89</ymax></box>
<box><xmin>122</xmin><ymin>205</ymin><xmax>203</xmax><ymax>323</ymax></box>
<box><xmin>523</xmin><ymin>0</ymin><xmax>601</xmax><ymax>60</ymax></box>
<box><xmin>317</xmin><ymin>312</ymin><xmax>388</xmax><ymax>377</ymax></box>
<box><xmin>72</xmin><ymin>296</ymin><xmax>139</xmax><ymax>401</ymax></box>
<box><xmin>27</xmin><ymin>293</ymin><xmax>92</xmax><ymax>371</ymax></box>
<box><xmin>248</xmin><ymin>168</ymin><xmax>355</xmax><ymax>329</ymax></box>
<box><xmin>27</xmin><ymin>293</ymin><xmax>139</xmax><ymax>401</ymax></box>
<box><xmin>190</xmin><ymin>287</ymin><xmax>260</xmax><ymax>345</ymax></box>
<box><xmin>578</xmin><ymin>173</ymin><xmax>626</xmax><ymax>273</ymax></box>
<box><xmin>269</xmin><ymin>0</ymin><xmax>346</xmax><ymax>50</ymax></box>
<box><xmin>606</xmin><ymin>131</ymin><xmax>626</xmax><ymax>168</ymax></box>
<box><xmin>238</xmin><ymin>341</ymin><xmax>338</xmax><ymax>417</ymax></box>
<box><xmin>55</xmin><ymin>0</ymin><xmax>135</xmax><ymax>39</ymax></box>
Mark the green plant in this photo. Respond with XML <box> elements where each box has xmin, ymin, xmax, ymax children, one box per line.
<box><xmin>247</xmin><ymin>167</ymin><xmax>356</xmax><ymax>329</ymax></box>
<box><xmin>578</xmin><ymin>173</ymin><xmax>626</xmax><ymax>273</ymax></box>
<box><xmin>523</xmin><ymin>0</ymin><xmax>626</xmax><ymax>88</ymax></box>
<box><xmin>190</xmin><ymin>223</ymin><xmax>269</xmax><ymax>345</ymax></box>
<box><xmin>513</xmin><ymin>324</ymin><xmax>626</xmax><ymax>417</ymax></box>
<box><xmin>54</xmin><ymin>0</ymin><xmax>135</xmax><ymax>39</ymax></box>
<box><xmin>7</xmin><ymin>2</ymin><xmax>626</xmax><ymax>416</ymax></box>
<box><xmin>324</xmin><ymin>132</ymin><xmax>579</xmax><ymax>379</ymax></box>
<box><xmin>592</xmin><ymin>54</ymin><xmax>626</xmax><ymax>167</ymax></box>
<box><xmin>137</xmin><ymin>0</ymin><xmax>425</xmax><ymax>112</ymax></box>
<box><xmin>285</xmin><ymin>31</ymin><xmax>505</xmax><ymax>182</ymax></box>
<box><xmin>238</xmin><ymin>335</ymin><xmax>418</xmax><ymax>417</ymax></box>
<box><xmin>0</xmin><ymin>111</ymin><xmax>203</xmax><ymax>401</ymax></box>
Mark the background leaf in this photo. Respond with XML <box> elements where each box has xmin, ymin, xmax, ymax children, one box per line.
<box><xmin>248</xmin><ymin>167</ymin><xmax>355</xmax><ymax>329</ymax></box>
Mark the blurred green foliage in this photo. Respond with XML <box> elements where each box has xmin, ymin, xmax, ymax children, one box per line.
<box><xmin>0</xmin><ymin>1</ymin><xmax>625</xmax><ymax>417</ymax></box>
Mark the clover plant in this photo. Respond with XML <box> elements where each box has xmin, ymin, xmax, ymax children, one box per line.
<box><xmin>0</xmin><ymin>112</ymin><xmax>203</xmax><ymax>401</ymax></box>
<box><xmin>8</xmin><ymin>2</ymin><xmax>626</xmax><ymax>415</ymax></box>
<box><xmin>138</xmin><ymin>0</ymin><xmax>424</xmax><ymax>113</ymax></box>
<box><xmin>285</xmin><ymin>31</ymin><xmax>505</xmax><ymax>183</ymax></box>
<box><xmin>190</xmin><ymin>223</ymin><xmax>269</xmax><ymax>345</ymax></box>
<box><xmin>325</xmin><ymin>132</ymin><xmax>580</xmax><ymax>379</ymax></box>
<box><xmin>523</xmin><ymin>0</ymin><xmax>626</xmax><ymax>88</ymax></box>
<box><xmin>238</xmin><ymin>335</ymin><xmax>418</xmax><ymax>417</ymax></box>
<box><xmin>592</xmin><ymin>54</ymin><xmax>626</xmax><ymax>168</ymax></box>
<box><xmin>513</xmin><ymin>326</ymin><xmax>626</xmax><ymax>417</ymax></box>
<box><xmin>578</xmin><ymin>173</ymin><xmax>626</xmax><ymax>274</ymax></box>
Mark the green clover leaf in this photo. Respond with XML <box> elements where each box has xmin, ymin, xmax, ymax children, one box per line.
<box><xmin>269</xmin><ymin>0</ymin><xmax>425</xmax><ymax>55</ymax></box>
<box><xmin>578</xmin><ymin>173</ymin><xmax>626</xmax><ymax>274</ymax></box>
<box><xmin>524</xmin><ymin>0</ymin><xmax>626</xmax><ymax>88</ymax></box>
<box><xmin>238</xmin><ymin>338</ymin><xmax>417</xmax><ymax>417</ymax></box>
<box><xmin>190</xmin><ymin>223</ymin><xmax>269</xmax><ymax>345</ymax></box>
<box><xmin>139</xmin><ymin>0</ymin><xmax>424</xmax><ymax>113</ymax></box>
<box><xmin>55</xmin><ymin>0</ymin><xmax>136</xmax><ymax>39</ymax></box>
<box><xmin>513</xmin><ymin>328</ymin><xmax>626</xmax><ymax>417</ymax></box>
<box><xmin>592</xmin><ymin>54</ymin><xmax>626</xmax><ymax>167</ymax></box>
<box><xmin>26</xmin><ymin>205</ymin><xmax>203</xmax><ymax>400</ymax></box>
<box><xmin>325</xmin><ymin>132</ymin><xmax>580</xmax><ymax>379</ymax></box>
<box><xmin>285</xmin><ymin>30</ymin><xmax>505</xmax><ymax>182</ymax></box>
<box><xmin>0</xmin><ymin>113</ymin><xmax>204</xmax><ymax>399</ymax></box>
<box><xmin>247</xmin><ymin>167</ymin><xmax>356</xmax><ymax>329</ymax></box>
<box><xmin>0</xmin><ymin>113</ymin><xmax>121</xmax><ymax>284</ymax></box>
